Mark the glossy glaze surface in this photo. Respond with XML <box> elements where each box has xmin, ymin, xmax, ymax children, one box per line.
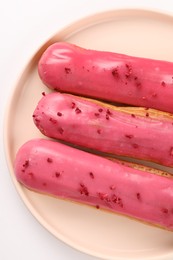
<box><xmin>15</xmin><ymin>139</ymin><xmax>173</xmax><ymax>231</ymax></box>
<box><xmin>33</xmin><ymin>92</ymin><xmax>173</xmax><ymax>166</ymax></box>
<box><xmin>38</xmin><ymin>42</ymin><xmax>173</xmax><ymax>113</ymax></box>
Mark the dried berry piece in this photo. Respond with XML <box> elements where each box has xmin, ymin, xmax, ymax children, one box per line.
<box><xmin>58</xmin><ymin>127</ymin><xmax>64</xmax><ymax>135</ymax></box>
<box><xmin>136</xmin><ymin>192</ymin><xmax>141</xmax><ymax>200</ymax></box>
<box><xmin>132</xmin><ymin>143</ymin><xmax>139</xmax><ymax>149</ymax></box>
<box><xmin>55</xmin><ymin>172</ymin><xmax>61</xmax><ymax>178</ymax></box>
<box><xmin>112</xmin><ymin>194</ymin><xmax>123</xmax><ymax>207</ymax></box>
<box><xmin>89</xmin><ymin>172</ymin><xmax>94</xmax><ymax>179</ymax></box>
<box><xmin>47</xmin><ymin>158</ymin><xmax>53</xmax><ymax>163</ymax></box>
<box><xmin>97</xmin><ymin>129</ymin><xmax>101</xmax><ymax>134</ymax></box>
<box><xmin>161</xmin><ymin>81</ymin><xmax>166</xmax><ymax>87</ymax></box>
<box><xmin>65</xmin><ymin>67</ymin><xmax>71</xmax><ymax>74</ymax></box>
<box><xmin>75</xmin><ymin>107</ymin><xmax>82</xmax><ymax>114</ymax></box>
<box><xmin>57</xmin><ymin>112</ymin><xmax>62</xmax><ymax>117</ymax></box>
<box><xmin>98</xmin><ymin>192</ymin><xmax>110</xmax><ymax>202</ymax></box>
<box><xmin>106</xmin><ymin>109</ymin><xmax>112</xmax><ymax>116</ymax></box>
<box><xmin>106</xmin><ymin>114</ymin><xmax>109</xmax><ymax>120</ymax></box>
<box><xmin>94</xmin><ymin>113</ymin><xmax>100</xmax><ymax>117</ymax></box>
<box><xmin>71</xmin><ymin>102</ymin><xmax>76</xmax><ymax>109</ymax></box>
<box><xmin>49</xmin><ymin>118</ymin><xmax>57</xmax><ymax>124</ymax></box>
<box><xmin>23</xmin><ymin>160</ymin><xmax>29</xmax><ymax>168</ymax></box>
<box><xmin>112</xmin><ymin>68</ymin><xmax>119</xmax><ymax>78</ymax></box>
<box><xmin>109</xmin><ymin>185</ymin><xmax>116</xmax><ymax>190</ymax></box>
<box><xmin>79</xmin><ymin>183</ymin><xmax>89</xmax><ymax>196</ymax></box>
<box><xmin>125</xmin><ymin>134</ymin><xmax>133</xmax><ymax>139</ymax></box>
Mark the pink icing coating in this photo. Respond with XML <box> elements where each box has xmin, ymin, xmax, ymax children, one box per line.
<box><xmin>14</xmin><ymin>138</ymin><xmax>173</xmax><ymax>231</ymax></box>
<box><xmin>38</xmin><ymin>42</ymin><xmax>173</xmax><ymax>113</ymax></box>
<box><xmin>33</xmin><ymin>92</ymin><xmax>173</xmax><ymax>167</ymax></box>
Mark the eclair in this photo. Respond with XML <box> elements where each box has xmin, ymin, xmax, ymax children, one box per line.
<box><xmin>33</xmin><ymin>92</ymin><xmax>173</xmax><ymax>167</ymax></box>
<box><xmin>38</xmin><ymin>42</ymin><xmax>173</xmax><ymax>113</ymax></box>
<box><xmin>14</xmin><ymin>138</ymin><xmax>173</xmax><ymax>231</ymax></box>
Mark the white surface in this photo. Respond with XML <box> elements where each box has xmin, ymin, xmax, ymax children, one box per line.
<box><xmin>1</xmin><ymin>1</ymin><xmax>173</xmax><ymax>260</ymax></box>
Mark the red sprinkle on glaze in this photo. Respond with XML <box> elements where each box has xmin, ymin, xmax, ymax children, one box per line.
<box><xmin>146</xmin><ymin>112</ymin><xmax>149</xmax><ymax>117</ymax></box>
<box><xmin>170</xmin><ymin>147</ymin><xmax>173</xmax><ymax>157</ymax></box>
<box><xmin>125</xmin><ymin>134</ymin><xmax>133</xmax><ymax>139</ymax></box>
<box><xmin>42</xmin><ymin>182</ymin><xmax>47</xmax><ymax>186</ymax></box>
<box><xmin>136</xmin><ymin>193</ymin><xmax>141</xmax><ymax>200</ymax></box>
<box><xmin>98</xmin><ymin>108</ymin><xmax>103</xmax><ymax>113</ymax></box>
<box><xmin>34</xmin><ymin>118</ymin><xmax>40</xmax><ymax>123</ymax></box>
<box><xmin>65</xmin><ymin>67</ymin><xmax>71</xmax><ymax>74</ymax></box>
<box><xmin>96</xmin><ymin>205</ymin><xmax>100</xmax><ymax>209</ymax></box>
<box><xmin>32</xmin><ymin>114</ymin><xmax>36</xmax><ymax>118</ymax></box>
<box><xmin>161</xmin><ymin>81</ymin><xmax>166</xmax><ymax>87</ymax></box>
<box><xmin>97</xmin><ymin>129</ymin><xmax>101</xmax><ymax>134</ymax></box>
<box><xmin>58</xmin><ymin>127</ymin><xmax>64</xmax><ymax>135</ymax></box>
<box><xmin>79</xmin><ymin>183</ymin><xmax>89</xmax><ymax>196</ymax></box>
<box><xmin>47</xmin><ymin>158</ymin><xmax>53</xmax><ymax>163</ymax></box>
<box><xmin>106</xmin><ymin>114</ymin><xmax>109</xmax><ymax>120</ymax></box>
<box><xmin>125</xmin><ymin>63</ymin><xmax>132</xmax><ymax>78</ymax></box>
<box><xmin>106</xmin><ymin>109</ymin><xmax>112</xmax><ymax>116</ymax></box>
<box><xmin>142</xmin><ymin>97</ymin><xmax>147</xmax><ymax>100</ymax></box>
<box><xmin>42</xmin><ymin>92</ymin><xmax>46</xmax><ymax>96</ymax></box>
<box><xmin>98</xmin><ymin>192</ymin><xmax>108</xmax><ymax>201</ymax></box>
<box><xmin>89</xmin><ymin>172</ymin><xmax>94</xmax><ymax>179</ymax></box>
<box><xmin>117</xmin><ymin>198</ymin><xmax>123</xmax><ymax>208</ymax></box>
<box><xmin>55</xmin><ymin>172</ymin><xmax>61</xmax><ymax>178</ymax></box>
<box><xmin>95</xmin><ymin>113</ymin><xmax>100</xmax><ymax>117</ymax></box>
<box><xmin>131</xmin><ymin>114</ymin><xmax>136</xmax><ymax>118</ymax></box>
<box><xmin>109</xmin><ymin>185</ymin><xmax>116</xmax><ymax>190</ymax></box>
<box><xmin>112</xmin><ymin>194</ymin><xmax>123</xmax><ymax>207</ymax></box>
<box><xmin>49</xmin><ymin>118</ymin><xmax>57</xmax><ymax>124</ymax></box>
<box><xmin>57</xmin><ymin>112</ymin><xmax>62</xmax><ymax>117</ymax></box>
<box><xmin>71</xmin><ymin>102</ymin><xmax>76</xmax><ymax>109</ymax></box>
<box><xmin>23</xmin><ymin>160</ymin><xmax>29</xmax><ymax>168</ymax></box>
<box><xmin>161</xmin><ymin>208</ymin><xmax>168</xmax><ymax>214</ymax></box>
<box><xmin>112</xmin><ymin>194</ymin><xmax>117</xmax><ymax>203</ymax></box>
<box><xmin>112</xmin><ymin>68</ymin><xmax>119</xmax><ymax>78</ymax></box>
<box><xmin>132</xmin><ymin>143</ymin><xmax>139</xmax><ymax>149</ymax></box>
<box><xmin>75</xmin><ymin>107</ymin><xmax>82</xmax><ymax>114</ymax></box>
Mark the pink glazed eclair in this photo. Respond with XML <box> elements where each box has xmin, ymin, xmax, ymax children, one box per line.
<box><xmin>33</xmin><ymin>92</ymin><xmax>173</xmax><ymax>167</ymax></box>
<box><xmin>14</xmin><ymin>138</ymin><xmax>173</xmax><ymax>231</ymax></box>
<box><xmin>38</xmin><ymin>42</ymin><xmax>173</xmax><ymax>113</ymax></box>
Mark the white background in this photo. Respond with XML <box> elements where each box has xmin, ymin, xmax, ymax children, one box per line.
<box><xmin>1</xmin><ymin>1</ymin><xmax>173</xmax><ymax>259</ymax></box>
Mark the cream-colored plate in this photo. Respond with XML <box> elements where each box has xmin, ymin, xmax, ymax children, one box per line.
<box><xmin>4</xmin><ymin>9</ymin><xmax>173</xmax><ymax>260</ymax></box>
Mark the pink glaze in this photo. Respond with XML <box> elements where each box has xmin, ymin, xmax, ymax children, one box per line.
<box><xmin>38</xmin><ymin>42</ymin><xmax>173</xmax><ymax>113</ymax></box>
<box><xmin>33</xmin><ymin>92</ymin><xmax>173</xmax><ymax>167</ymax></box>
<box><xmin>15</xmin><ymin>138</ymin><xmax>173</xmax><ymax>231</ymax></box>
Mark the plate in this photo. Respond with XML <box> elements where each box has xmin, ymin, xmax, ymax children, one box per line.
<box><xmin>4</xmin><ymin>8</ymin><xmax>173</xmax><ymax>260</ymax></box>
